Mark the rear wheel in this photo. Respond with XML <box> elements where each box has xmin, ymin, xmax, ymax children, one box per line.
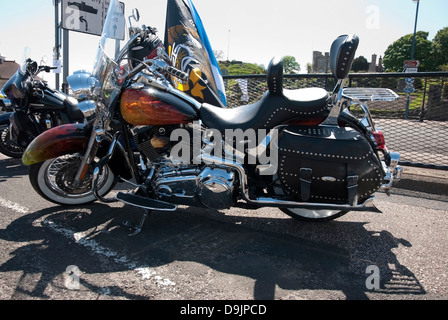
<box><xmin>29</xmin><ymin>154</ymin><xmax>116</xmax><ymax>205</ymax></box>
<box><xmin>271</xmin><ymin>176</ymin><xmax>349</xmax><ymax>222</ymax></box>
<box><xmin>280</xmin><ymin>208</ymin><xmax>348</xmax><ymax>222</ymax></box>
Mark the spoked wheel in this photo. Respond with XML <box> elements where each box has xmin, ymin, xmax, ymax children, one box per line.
<box><xmin>271</xmin><ymin>177</ymin><xmax>349</xmax><ymax>222</ymax></box>
<box><xmin>0</xmin><ymin>125</ymin><xmax>25</xmax><ymax>158</ymax></box>
<box><xmin>280</xmin><ymin>208</ymin><xmax>348</xmax><ymax>222</ymax></box>
<box><xmin>29</xmin><ymin>154</ymin><xmax>116</xmax><ymax>205</ymax></box>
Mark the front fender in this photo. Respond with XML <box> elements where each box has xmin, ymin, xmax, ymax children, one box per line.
<box><xmin>22</xmin><ymin>124</ymin><xmax>91</xmax><ymax>166</ymax></box>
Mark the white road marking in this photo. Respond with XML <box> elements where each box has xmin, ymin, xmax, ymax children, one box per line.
<box><xmin>0</xmin><ymin>198</ymin><xmax>176</xmax><ymax>290</ymax></box>
<box><xmin>0</xmin><ymin>197</ymin><xmax>30</xmax><ymax>214</ymax></box>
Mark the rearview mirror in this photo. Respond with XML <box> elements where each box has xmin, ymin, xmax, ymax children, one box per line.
<box><xmin>131</xmin><ymin>8</ymin><xmax>140</xmax><ymax>22</ymax></box>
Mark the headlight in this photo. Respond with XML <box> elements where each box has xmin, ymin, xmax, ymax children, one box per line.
<box><xmin>67</xmin><ymin>70</ymin><xmax>97</xmax><ymax>101</ymax></box>
<box><xmin>78</xmin><ymin>100</ymin><xmax>97</xmax><ymax>120</ymax></box>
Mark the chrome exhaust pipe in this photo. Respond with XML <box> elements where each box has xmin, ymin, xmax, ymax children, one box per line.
<box><xmin>381</xmin><ymin>152</ymin><xmax>402</xmax><ymax>193</ymax></box>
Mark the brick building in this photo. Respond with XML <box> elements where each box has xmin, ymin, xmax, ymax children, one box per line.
<box><xmin>0</xmin><ymin>54</ymin><xmax>20</xmax><ymax>88</ymax></box>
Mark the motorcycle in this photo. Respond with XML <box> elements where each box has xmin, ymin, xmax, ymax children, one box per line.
<box><xmin>0</xmin><ymin>91</ymin><xmax>18</xmax><ymax>157</ymax></box>
<box><xmin>22</xmin><ymin>0</ymin><xmax>402</xmax><ymax>235</ymax></box>
<box><xmin>0</xmin><ymin>91</ymin><xmax>12</xmax><ymax>113</ymax></box>
<box><xmin>0</xmin><ymin>58</ymin><xmax>84</xmax><ymax>158</ymax></box>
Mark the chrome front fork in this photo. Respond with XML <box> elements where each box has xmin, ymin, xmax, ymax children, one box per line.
<box><xmin>91</xmin><ymin>131</ymin><xmax>121</xmax><ymax>202</ymax></box>
<box><xmin>72</xmin><ymin>126</ymin><xmax>102</xmax><ymax>187</ymax></box>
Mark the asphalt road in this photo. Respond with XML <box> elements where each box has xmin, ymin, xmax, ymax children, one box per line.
<box><xmin>0</xmin><ymin>152</ymin><xmax>447</xmax><ymax>304</ymax></box>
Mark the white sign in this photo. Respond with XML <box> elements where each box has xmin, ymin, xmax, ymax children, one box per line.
<box><xmin>405</xmin><ymin>68</ymin><xmax>418</xmax><ymax>73</ymax></box>
<box><xmin>52</xmin><ymin>60</ymin><xmax>62</xmax><ymax>74</ymax></box>
<box><xmin>61</xmin><ymin>0</ymin><xmax>124</xmax><ymax>37</ymax></box>
<box><xmin>103</xmin><ymin>0</ymin><xmax>126</xmax><ymax>40</ymax></box>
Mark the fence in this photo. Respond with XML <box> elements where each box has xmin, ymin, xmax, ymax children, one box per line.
<box><xmin>223</xmin><ymin>72</ymin><xmax>448</xmax><ymax>170</ymax></box>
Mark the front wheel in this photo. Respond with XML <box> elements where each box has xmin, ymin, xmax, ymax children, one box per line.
<box><xmin>0</xmin><ymin>125</ymin><xmax>24</xmax><ymax>158</ymax></box>
<box><xmin>29</xmin><ymin>154</ymin><xmax>116</xmax><ymax>206</ymax></box>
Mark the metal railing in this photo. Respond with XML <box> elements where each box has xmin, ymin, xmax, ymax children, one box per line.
<box><xmin>223</xmin><ymin>72</ymin><xmax>448</xmax><ymax>170</ymax></box>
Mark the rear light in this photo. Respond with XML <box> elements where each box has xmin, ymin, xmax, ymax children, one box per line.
<box><xmin>372</xmin><ymin>130</ymin><xmax>386</xmax><ymax>150</ymax></box>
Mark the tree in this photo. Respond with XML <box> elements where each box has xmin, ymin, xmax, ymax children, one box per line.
<box><xmin>283</xmin><ymin>56</ymin><xmax>301</xmax><ymax>74</ymax></box>
<box><xmin>382</xmin><ymin>31</ymin><xmax>437</xmax><ymax>72</ymax></box>
<box><xmin>213</xmin><ymin>49</ymin><xmax>225</xmax><ymax>61</ymax></box>
<box><xmin>218</xmin><ymin>60</ymin><xmax>266</xmax><ymax>75</ymax></box>
<box><xmin>432</xmin><ymin>27</ymin><xmax>448</xmax><ymax>69</ymax></box>
<box><xmin>351</xmin><ymin>56</ymin><xmax>369</xmax><ymax>72</ymax></box>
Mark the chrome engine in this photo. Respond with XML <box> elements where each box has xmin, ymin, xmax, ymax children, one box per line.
<box><xmin>152</xmin><ymin>163</ymin><xmax>237</xmax><ymax>210</ymax></box>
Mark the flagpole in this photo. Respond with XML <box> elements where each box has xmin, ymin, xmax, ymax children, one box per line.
<box><xmin>54</xmin><ymin>0</ymin><xmax>60</xmax><ymax>91</ymax></box>
<box><xmin>227</xmin><ymin>29</ymin><xmax>231</xmax><ymax>61</ymax></box>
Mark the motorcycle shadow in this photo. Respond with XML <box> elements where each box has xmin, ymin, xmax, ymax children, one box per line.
<box><xmin>0</xmin><ymin>202</ymin><xmax>425</xmax><ymax>300</ymax></box>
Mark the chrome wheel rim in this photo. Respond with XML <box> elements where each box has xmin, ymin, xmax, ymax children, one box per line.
<box><xmin>43</xmin><ymin>155</ymin><xmax>109</xmax><ymax>200</ymax></box>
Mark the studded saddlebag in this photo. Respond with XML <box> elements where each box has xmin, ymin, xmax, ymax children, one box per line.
<box><xmin>277</xmin><ymin>125</ymin><xmax>384</xmax><ymax>206</ymax></box>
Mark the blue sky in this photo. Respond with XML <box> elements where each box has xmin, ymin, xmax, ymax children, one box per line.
<box><xmin>1</xmin><ymin>0</ymin><xmax>447</xmax><ymax>87</ymax></box>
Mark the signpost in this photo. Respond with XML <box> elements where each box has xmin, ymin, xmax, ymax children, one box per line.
<box><xmin>62</xmin><ymin>1</ymin><xmax>104</xmax><ymax>36</ymax></box>
<box><xmin>403</xmin><ymin>60</ymin><xmax>420</xmax><ymax>119</ymax></box>
<box><xmin>405</xmin><ymin>67</ymin><xmax>418</xmax><ymax>73</ymax></box>
<box><xmin>404</xmin><ymin>60</ymin><xmax>420</xmax><ymax>69</ymax></box>
<box><xmin>55</xmin><ymin>0</ymin><xmax>125</xmax><ymax>92</ymax></box>
<box><xmin>403</xmin><ymin>77</ymin><xmax>415</xmax><ymax>94</ymax></box>
<box><xmin>61</xmin><ymin>0</ymin><xmax>125</xmax><ymax>37</ymax></box>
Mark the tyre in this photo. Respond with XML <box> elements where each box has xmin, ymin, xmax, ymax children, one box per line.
<box><xmin>0</xmin><ymin>125</ymin><xmax>24</xmax><ymax>158</ymax></box>
<box><xmin>29</xmin><ymin>154</ymin><xmax>116</xmax><ymax>206</ymax></box>
<box><xmin>280</xmin><ymin>208</ymin><xmax>348</xmax><ymax>222</ymax></box>
<box><xmin>271</xmin><ymin>176</ymin><xmax>349</xmax><ymax>222</ymax></box>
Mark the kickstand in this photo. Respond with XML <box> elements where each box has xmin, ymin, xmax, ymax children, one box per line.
<box><xmin>123</xmin><ymin>209</ymin><xmax>151</xmax><ymax>236</ymax></box>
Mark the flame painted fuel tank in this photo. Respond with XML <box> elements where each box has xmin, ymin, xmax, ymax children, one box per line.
<box><xmin>120</xmin><ymin>87</ymin><xmax>199</xmax><ymax>126</ymax></box>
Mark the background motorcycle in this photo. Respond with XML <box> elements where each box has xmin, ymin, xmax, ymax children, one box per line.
<box><xmin>0</xmin><ymin>58</ymin><xmax>84</xmax><ymax>158</ymax></box>
<box><xmin>0</xmin><ymin>91</ymin><xmax>12</xmax><ymax>113</ymax></box>
<box><xmin>0</xmin><ymin>91</ymin><xmax>18</xmax><ymax>157</ymax></box>
<box><xmin>22</xmin><ymin>0</ymin><xmax>402</xmax><ymax>235</ymax></box>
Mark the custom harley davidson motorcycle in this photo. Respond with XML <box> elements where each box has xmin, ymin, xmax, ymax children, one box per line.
<box><xmin>22</xmin><ymin>0</ymin><xmax>402</xmax><ymax>235</ymax></box>
<box><xmin>0</xmin><ymin>58</ymin><xmax>84</xmax><ymax>158</ymax></box>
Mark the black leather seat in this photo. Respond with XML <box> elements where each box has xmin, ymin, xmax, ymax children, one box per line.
<box><xmin>199</xmin><ymin>57</ymin><xmax>329</xmax><ymax>131</ymax></box>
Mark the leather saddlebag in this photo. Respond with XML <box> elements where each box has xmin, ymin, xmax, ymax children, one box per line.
<box><xmin>276</xmin><ymin>125</ymin><xmax>384</xmax><ymax>206</ymax></box>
